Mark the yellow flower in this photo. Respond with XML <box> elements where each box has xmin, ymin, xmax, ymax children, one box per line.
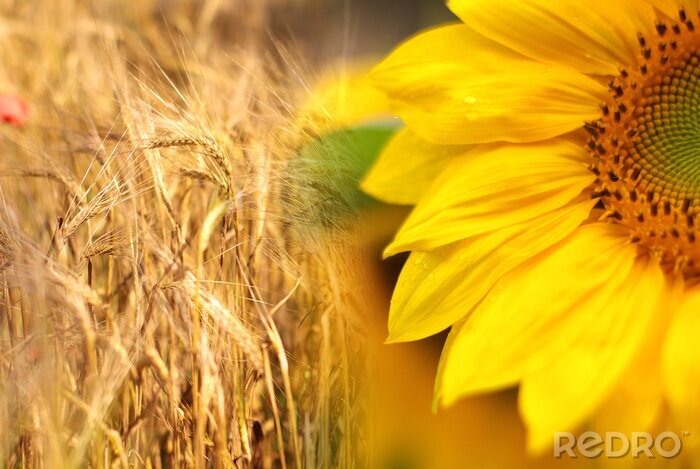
<box><xmin>362</xmin><ymin>0</ymin><xmax>700</xmax><ymax>456</ymax></box>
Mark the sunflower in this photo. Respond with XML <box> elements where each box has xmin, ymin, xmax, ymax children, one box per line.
<box><xmin>361</xmin><ymin>0</ymin><xmax>700</xmax><ymax>456</ymax></box>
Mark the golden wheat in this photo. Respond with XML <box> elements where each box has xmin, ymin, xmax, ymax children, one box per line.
<box><xmin>0</xmin><ymin>1</ymin><xmax>371</xmax><ymax>467</ymax></box>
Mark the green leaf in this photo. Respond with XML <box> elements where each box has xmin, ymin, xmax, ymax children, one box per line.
<box><xmin>286</xmin><ymin>125</ymin><xmax>397</xmax><ymax>231</ymax></box>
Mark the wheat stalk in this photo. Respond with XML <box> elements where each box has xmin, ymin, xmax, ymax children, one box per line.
<box><xmin>0</xmin><ymin>1</ymin><xmax>372</xmax><ymax>467</ymax></box>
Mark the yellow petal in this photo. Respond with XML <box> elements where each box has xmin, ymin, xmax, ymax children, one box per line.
<box><xmin>387</xmin><ymin>197</ymin><xmax>596</xmax><ymax>343</ymax></box>
<box><xmin>519</xmin><ymin>256</ymin><xmax>666</xmax><ymax>453</ymax></box>
<box><xmin>593</xmin><ymin>370</ymin><xmax>663</xmax><ymax>441</ymax></box>
<box><xmin>370</xmin><ymin>24</ymin><xmax>606</xmax><ymax>145</ymax></box>
<box><xmin>435</xmin><ymin>223</ymin><xmax>639</xmax><ymax>406</ymax></box>
<box><xmin>662</xmin><ymin>287</ymin><xmax>700</xmax><ymax>437</ymax></box>
<box><xmin>360</xmin><ymin>129</ymin><xmax>468</xmax><ymax>205</ymax></box>
<box><xmin>300</xmin><ymin>61</ymin><xmax>394</xmax><ymax>131</ymax></box>
<box><xmin>592</xmin><ymin>314</ymin><xmax>671</xmax><ymax>436</ymax></box>
<box><xmin>385</xmin><ymin>139</ymin><xmax>595</xmax><ymax>255</ymax></box>
<box><xmin>591</xmin><ymin>277</ymin><xmax>680</xmax><ymax>437</ymax></box>
<box><xmin>447</xmin><ymin>0</ymin><xmax>657</xmax><ymax>76</ymax></box>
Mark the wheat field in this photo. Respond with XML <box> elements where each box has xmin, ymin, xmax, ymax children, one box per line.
<box><xmin>0</xmin><ymin>1</ymin><xmax>373</xmax><ymax>467</ymax></box>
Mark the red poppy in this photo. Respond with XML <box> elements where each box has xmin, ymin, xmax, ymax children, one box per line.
<box><xmin>0</xmin><ymin>94</ymin><xmax>29</xmax><ymax>126</ymax></box>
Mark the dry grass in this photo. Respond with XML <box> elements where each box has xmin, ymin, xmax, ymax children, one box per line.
<box><xmin>0</xmin><ymin>1</ymin><xmax>372</xmax><ymax>467</ymax></box>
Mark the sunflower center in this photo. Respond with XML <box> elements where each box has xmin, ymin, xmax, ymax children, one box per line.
<box><xmin>589</xmin><ymin>8</ymin><xmax>700</xmax><ymax>277</ymax></box>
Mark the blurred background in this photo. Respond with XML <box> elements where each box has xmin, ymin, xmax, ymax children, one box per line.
<box><xmin>286</xmin><ymin>0</ymin><xmax>455</xmax><ymax>62</ymax></box>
